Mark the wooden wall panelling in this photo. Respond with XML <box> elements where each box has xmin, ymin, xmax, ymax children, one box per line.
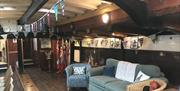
<box><xmin>17</xmin><ymin>39</ymin><xmax>24</xmax><ymax>73</ymax></box>
<box><xmin>51</xmin><ymin>40</ymin><xmax>58</xmax><ymax>71</ymax></box>
<box><xmin>6</xmin><ymin>39</ymin><xmax>18</xmax><ymax>66</ymax></box>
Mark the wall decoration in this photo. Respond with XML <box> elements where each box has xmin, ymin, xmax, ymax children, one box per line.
<box><xmin>123</xmin><ymin>36</ymin><xmax>144</xmax><ymax>49</ymax></box>
<box><xmin>82</xmin><ymin>38</ymin><xmax>121</xmax><ymax>48</ymax></box>
<box><xmin>40</xmin><ymin>38</ymin><xmax>51</xmax><ymax>48</ymax></box>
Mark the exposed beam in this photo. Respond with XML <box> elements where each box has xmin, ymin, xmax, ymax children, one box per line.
<box><xmin>108</xmin><ymin>0</ymin><xmax>148</xmax><ymax>26</ymax></box>
<box><xmin>64</xmin><ymin>6</ymin><xmax>85</xmax><ymax>14</ymax></box>
<box><xmin>60</xmin><ymin>4</ymin><xmax>120</xmax><ymax>24</ymax></box>
<box><xmin>18</xmin><ymin>0</ymin><xmax>48</xmax><ymax>25</ymax></box>
<box><xmin>0</xmin><ymin>11</ymin><xmax>24</xmax><ymax>15</ymax></box>
<box><xmin>65</xmin><ymin>0</ymin><xmax>98</xmax><ymax>10</ymax></box>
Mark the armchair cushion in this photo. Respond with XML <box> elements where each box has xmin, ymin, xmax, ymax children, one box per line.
<box><xmin>65</xmin><ymin>63</ymin><xmax>91</xmax><ymax>88</ymax></box>
<box><xmin>68</xmin><ymin>74</ymin><xmax>88</xmax><ymax>87</ymax></box>
<box><xmin>73</xmin><ymin>66</ymin><xmax>86</xmax><ymax>75</ymax></box>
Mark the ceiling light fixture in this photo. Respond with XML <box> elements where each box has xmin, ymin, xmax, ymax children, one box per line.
<box><xmin>101</xmin><ymin>1</ymin><xmax>112</xmax><ymax>5</ymax></box>
<box><xmin>38</xmin><ymin>8</ymin><xmax>61</xmax><ymax>14</ymax></box>
<box><xmin>0</xmin><ymin>6</ymin><xmax>16</xmax><ymax>10</ymax></box>
<box><xmin>102</xmin><ymin>13</ymin><xmax>110</xmax><ymax>24</ymax></box>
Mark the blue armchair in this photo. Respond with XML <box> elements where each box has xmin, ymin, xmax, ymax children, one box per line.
<box><xmin>65</xmin><ymin>63</ymin><xmax>91</xmax><ymax>90</ymax></box>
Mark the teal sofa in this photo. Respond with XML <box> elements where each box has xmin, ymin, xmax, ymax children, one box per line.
<box><xmin>89</xmin><ymin>58</ymin><xmax>168</xmax><ymax>91</ymax></box>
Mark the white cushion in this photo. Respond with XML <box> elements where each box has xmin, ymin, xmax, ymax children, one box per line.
<box><xmin>134</xmin><ymin>71</ymin><xmax>150</xmax><ymax>82</ymax></box>
<box><xmin>73</xmin><ymin>66</ymin><xmax>85</xmax><ymax>75</ymax></box>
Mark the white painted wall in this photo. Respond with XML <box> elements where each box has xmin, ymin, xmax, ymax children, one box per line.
<box><xmin>140</xmin><ymin>35</ymin><xmax>180</xmax><ymax>52</ymax></box>
<box><xmin>124</xmin><ymin>35</ymin><xmax>180</xmax><ymax>52</ymax></box>
<box><xmin>0</xmin><ymin>19</ymin><xmax>19</xmax><ymax>32</ymax></box>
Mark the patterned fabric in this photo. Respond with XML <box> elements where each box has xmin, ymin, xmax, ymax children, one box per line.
<box><xmin>65</xmin><ymin>63</ymin><xmax>91</xmax><ymax>88</ymax></box>
<box><xmin>73</xmin><ymin>66</ymin><xmax>85</xmax><ymax>75</ymax></box>
<box><xmin>68</xmin><ymin>75</ymin><xmax>88</xmax><ymax>87</ymax></box>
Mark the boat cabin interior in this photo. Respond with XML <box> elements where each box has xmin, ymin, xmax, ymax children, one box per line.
<box><xmin>0</xmin><ymin>0</ymin><xmax>180</xmax><ymax>91</ymax></box>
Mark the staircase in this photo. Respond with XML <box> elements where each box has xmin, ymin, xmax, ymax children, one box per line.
<box><xmin>24</xmin><ymin>59</ymin><xmax>34</xmax><ymax>66</ymax></box>
<box><xmin>0</xmin><ymin>62</ymin><xmax>8</xmax><ymax>72</ymax></box>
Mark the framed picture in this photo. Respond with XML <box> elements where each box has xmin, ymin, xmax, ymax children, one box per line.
<box><xmin>40</xmin><ymin>38</ymin><xmax>51</xmax><ymax>48</ymax></box>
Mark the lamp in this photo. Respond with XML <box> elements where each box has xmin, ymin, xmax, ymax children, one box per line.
<box><xmin>102</xmin><ymin>13</ymin><xmax>110</xmax><ymax>24</ymax></box>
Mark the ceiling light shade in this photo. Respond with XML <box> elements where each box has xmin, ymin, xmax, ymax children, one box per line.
<box><xmin>102</xmin><ymin>13</ymin><xmax>110</xmax><ymax>24</ymax></box>
<box><xmin>101</xmin><ymin>1</ymin><xmax>112</xmax><ymax>4</ymax></box>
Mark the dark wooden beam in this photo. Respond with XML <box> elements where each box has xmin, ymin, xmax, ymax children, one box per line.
<box><xmin>147</xmin><ymin>0</ymin><xmax>180</xmax><ymax>16</ymax></box>
<box><xmin>18</xmin><ymin>0</ymin><xmax>48</xmax><ymax>25</ymax></box>
<box><xmin>107</xmin><ymin>0</ymin><xmax>148</xmax><ymax>26</ymax></box>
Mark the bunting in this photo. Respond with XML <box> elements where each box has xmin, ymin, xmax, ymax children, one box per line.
<box><xmin>54</xmin><ymin>4</ymin><xmax>59</xmax><ymax>21</ymax></box>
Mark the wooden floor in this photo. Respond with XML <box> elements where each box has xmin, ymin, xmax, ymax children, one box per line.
<box><xmin>24</xmin><ymin>67</ymin><xmax>87</xmax><ymax>91</ymax></box>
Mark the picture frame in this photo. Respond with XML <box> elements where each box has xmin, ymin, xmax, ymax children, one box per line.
<box><xmin>40</xmin><ymin>38</ymin><xmax>51</xmax><ymax>48</ymax></box>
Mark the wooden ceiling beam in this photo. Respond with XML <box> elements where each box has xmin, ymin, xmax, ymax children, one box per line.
<box><xmin>0</xmin><ymin>11</ymin><xmax>25</xmax><ymax>15</ymax></box>
<box><xmin>65</xmin><ymin>0</ymin><xmax>98</xmax><ymax>10</ymax></box>
<box><xmin>64</xmin><ymin>6</ymin><xmax>85</xmax><ymax>14</ymax></box>
<box><xmin>60</xmin><ymin>4</ymin><xmax>120</xmax><ymax>24</ymax></box>
<box><xmin>0</xmin><ymin>0</ymin><xmax>31</xmax><ymax>7</ymax></box>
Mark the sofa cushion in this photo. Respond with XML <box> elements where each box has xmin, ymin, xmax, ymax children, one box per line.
<box><xmin>90</xmin><ymin>76</ymin><xmax>118</xmax><ymax>88</ymax></box>
<box><xmin>103</xmin><ymin>66</ymin><xmax>115</xmax><ymax>77</ymax></box>
<box><xmin>68</xmin><ymin>74</ymin><xmax>88</xmax><ymax>87</ymax></box>
<box><xmin>135</xmin><ymin>65</ymin><xmax>162</xmax><ymax>79</ymax></box>
<box><xmin>105</xmin><ymin>80</ymin><xmax>131</xmax><ymax>91</ymax></box>
<box><xmin>106</xmin><ymin>58</ymin><xmax>119</xmax><ymax>69</ymax></box>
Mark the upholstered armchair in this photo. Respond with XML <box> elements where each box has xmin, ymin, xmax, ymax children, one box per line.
<box><xmin>65</xmin><ymin>63</ymin><xmax>91</xmax><ymax>90</ymax></box>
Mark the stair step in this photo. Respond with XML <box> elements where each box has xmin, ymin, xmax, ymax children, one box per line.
<box><xmin>0</xmin><ymin>62</ymin><xmax>7</xmax><ymax>68</ymax></box>
<box><xmin>24</xmin><ymin>62</ymin><xmax>34</xmax><ymax>66</ymax></box>
<box><xmin>24</xmin><ymin>59</ymin><xmax>33</xmax><ymax>62</ymax></box>
<box><xmin>0</xmin><ymin>67</ymin><xmax>7</xmax><ymax>70</ymax></box>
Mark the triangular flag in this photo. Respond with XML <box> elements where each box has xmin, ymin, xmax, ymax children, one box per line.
<box><xmin>59</xmin><ymin>0</ymin><xmax>65</xmax><ymax>16</ymax></box>
<box><xmin>53</xmin><ymin>4</ymin><xmax>58</xmax><ymax>21</ymax></box>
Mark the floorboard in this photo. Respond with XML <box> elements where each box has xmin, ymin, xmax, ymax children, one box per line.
<box><xmin>25</xmin><ymin>67</ymin><xmax>87</xmax><ymax>91</ymax></box>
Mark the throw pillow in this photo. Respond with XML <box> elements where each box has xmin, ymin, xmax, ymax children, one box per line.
<box><xmin>150</xmin><ymin>80</ymin><xmax>160</xmax><ymax>91</ymax></box>
<box><xmin>73</xmin><ymin>66</ymin><xmax>86</xmax><ymax>75</ymax></box>
<box><xmin>103</xmin><ymin>66</ymin><xmax>115</xmax><ymax>77</ymax></box>
<box><xmin>135</xmin><ymin>71</ymin><xmax>150</xmax><ymax>82</ymax></box>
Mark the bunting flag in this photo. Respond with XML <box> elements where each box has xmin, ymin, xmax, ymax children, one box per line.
<box><xmin>59</xmin><ymin>0</ymin><xmax>65</xmax><ymax>16</ymax></box>
<box><xmin>47</xmin><ymin>12</ymin><xmax>51</xmax><ymax>26</ymax></box>
<box><xmin>54</xmin><ymin>4</ymin><xmax>59</xmax><ymax>21</ymax></box>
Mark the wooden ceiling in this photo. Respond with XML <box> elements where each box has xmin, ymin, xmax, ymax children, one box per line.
<box><xmin>0</xmin><ymin>0</ymin><xmax>32</xmax><ymax>20</ymax></box>
<box><xmin>29</xmin><ymin>0</ymin><xmax>120</xmax><ymax>25</ymax></box>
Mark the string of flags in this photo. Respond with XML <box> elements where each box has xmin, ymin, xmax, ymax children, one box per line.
<box><xmin>31</xmin><ymin>0</ymin><xmax>65</xmax><ymax>32</ymax></box>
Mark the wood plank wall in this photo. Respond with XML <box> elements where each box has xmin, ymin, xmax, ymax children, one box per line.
<box><xmin>78</xmin><ymin>47</ymin><xmax>180</xmax><ymax>85</ymax></box>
